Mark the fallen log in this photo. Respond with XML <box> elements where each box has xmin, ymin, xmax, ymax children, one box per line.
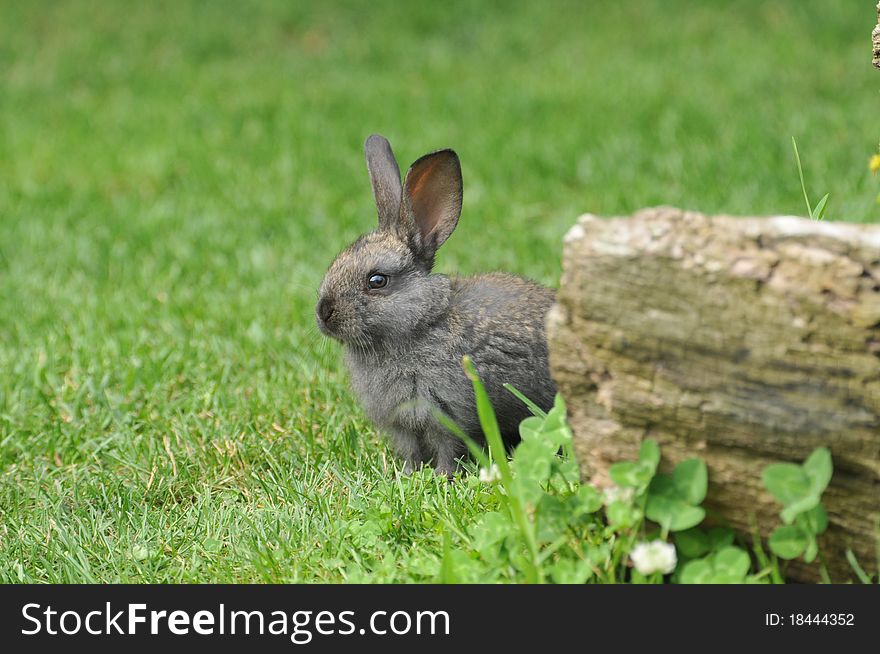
<box><xmin>547</xmin><ymin>207</ymin><xmax>880</xmax><ymax>582</ymax></box>
<box><xmin>873</xmin><ymin>1</ymin><xmax>880</xmax><ymax>69</ymax></box>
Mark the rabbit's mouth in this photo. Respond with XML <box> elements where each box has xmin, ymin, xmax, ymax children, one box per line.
<box><xmin>316</xmin><ymin>319</ymin><xmax>342</xmax><ymax>341</ymax></box>
<box><xmin>316</xmin><ymin>318</ymin><xmax>338</xmax><ymax>339</ymax></box>
<box><xmin>315</xmin><ymin>307</ymin><xmax>378</xmax><ymax>353</ymax></box>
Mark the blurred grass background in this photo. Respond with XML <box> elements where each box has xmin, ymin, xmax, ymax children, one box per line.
<box><xmin>0</xmin><ymin>0</ymin><xmax>877</xmax><ymax>582</ymax></box>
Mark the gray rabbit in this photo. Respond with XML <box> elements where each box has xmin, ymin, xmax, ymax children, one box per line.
<box><xmin>316</xmin><ymin>134</ymin><xmax>557</xmax><ymax>476</ymax></box>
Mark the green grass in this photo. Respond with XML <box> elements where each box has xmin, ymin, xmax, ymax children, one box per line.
<box><xmin>0</xmin><ymin>0</ymin><xmax>877</xmax><ymax>583</ymax></box>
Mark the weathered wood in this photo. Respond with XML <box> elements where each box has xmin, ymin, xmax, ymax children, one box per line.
<box><xmin>547</xmin><ymin>207</ymin><xmax>880</xmax><ymax>582</ymax></box>
<box><xmin>874</xmin><ymin>1</ymin><xmax>880</xmax><ymax>69</ymax></box>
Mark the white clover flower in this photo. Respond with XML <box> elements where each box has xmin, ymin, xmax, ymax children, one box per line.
<box><xmin>479</xmin><ymin>464</ymin><xmax>501</xmax><ymax>484</ymax></box>
<box><xmin>630</xmin><ymin>540</ymin><xmax>677</xmax><ymax>575</ymax></box>
<box><xmin>602</xmin><ymin>485</ymin><xmax>635</xmax><ymax>505</ymax></box>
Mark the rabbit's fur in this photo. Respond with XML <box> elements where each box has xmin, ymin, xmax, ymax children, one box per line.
<box><xmin>316</xmin><ymin>134</ymin><xmax>556</xmax><ymax>476</ymax></box>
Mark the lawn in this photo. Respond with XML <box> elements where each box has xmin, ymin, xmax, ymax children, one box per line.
<box><xmin>0</xmin><ymin>0</ymin><xmax>877</xmax><ymax>583</ymax></box>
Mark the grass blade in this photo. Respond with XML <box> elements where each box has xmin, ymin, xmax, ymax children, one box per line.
<box><xmin>845</xmin><ymin>548</ymin><xmax>873</xmax><ymax>584</ymax></box>
<box><xmin>791</xmin><ymin>136</ymin><xmax>813</xmax><ymax>218</ymax></box>
<box><xmin>813</xmin><ymin>193</ymin><xmax>829</xmax><ymax>221</ymax></box>
<box><xmin>440</xmin><ymin>531</ymin><xmax>459</xmax><ymax>583</ymax></box>
<box><xmin>432</xmin><ymin>408</ymin><xmax>491</xmax><ymax>469</ymax></box>
<box><xmin>503</xmin><ymin>383</ymin><xmax>548</xmax><ymax>419</ymax></box>
<box><xmin>462</xmin><ymin>355</ymin><xmax>544</xmax><ymax>583</ymax></box>
<box><xmin>462</xmin><ymin>356</ymin><xmax>512</xmax><ymax>485</ymax></box>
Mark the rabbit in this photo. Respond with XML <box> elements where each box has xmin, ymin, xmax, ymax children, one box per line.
<box><xmin>316</xmin><ymin>134</ymin><xmax>557</xmax><ymax>477</ymax></box>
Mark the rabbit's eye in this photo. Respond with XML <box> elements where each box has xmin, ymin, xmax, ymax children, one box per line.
<box><xmin>367</xmin><ymin>273</ymin><xmax>388</xmax><ymax>290</ymax></box>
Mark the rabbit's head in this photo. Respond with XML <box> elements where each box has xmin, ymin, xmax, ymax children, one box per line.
<box><xmin>316</xmin><ymin>135</ymin><xmax>462</xmax><ymax>349</ymax></box>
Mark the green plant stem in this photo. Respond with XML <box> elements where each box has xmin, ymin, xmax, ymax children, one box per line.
<box><xmin>463</xmin><ymin>356</ymin><xmax>544</xmax><ymax>583</ymax></box>
<box><xmin>844</xmin><ymin>549</ymin><xmax>872</xmax><ymax>584</ymax></box>
<box><xmin>750</xmin><ymin>514</ymin><xmax>784</xmax><ymax>584</ymax></box>
<box><xmin>816</xmin><ymin>548</ymin><xmax>832</xmax><ymax>584</ymax></box>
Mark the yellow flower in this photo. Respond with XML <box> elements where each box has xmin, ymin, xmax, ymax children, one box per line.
<box><xmin>870</xmin><ymin>154</ymin><xmax>880</xmax><ymax>175</ymax></box>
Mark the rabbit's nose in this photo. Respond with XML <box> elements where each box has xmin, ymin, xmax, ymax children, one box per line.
<box><xmin>316</xmin><ymin>297</ymin><xmax>335</xmax><ymax>324</ymax></box>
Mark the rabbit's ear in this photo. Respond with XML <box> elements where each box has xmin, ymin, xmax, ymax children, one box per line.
<box><xmin>400</xmin><ymin>149</ymin><xmax>462</xmax><ymax>263</ymax></box>
<box><xmin>364</xmin><ymin>134</ymin><xmax>402</xmax><ymax>229</ymax></box>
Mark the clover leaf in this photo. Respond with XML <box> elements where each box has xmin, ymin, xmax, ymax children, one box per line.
<box><xmin>645</xmin><ymin>459</ymin><xmax>708</xmax><ymax>532</ymax></box>
<box><xmin>768</xmin><ymin>524</ymin><xmax>809</xmax><ymax>560</ymax></box>
<box><xmin>678</xmin><ymin>546</ymin><xmax>752</xmax><ymax>584</ymax></box>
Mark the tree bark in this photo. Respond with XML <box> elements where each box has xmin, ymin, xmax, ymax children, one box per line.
<box><xmin>873</xmin><ymin>1</ymin><xmax>880</xmax><ymax>69</ymax></box>
<box><xmin>547</xmin><ymin>207</ymin><xmax>880</xmax><ymax>582</ymax></box>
